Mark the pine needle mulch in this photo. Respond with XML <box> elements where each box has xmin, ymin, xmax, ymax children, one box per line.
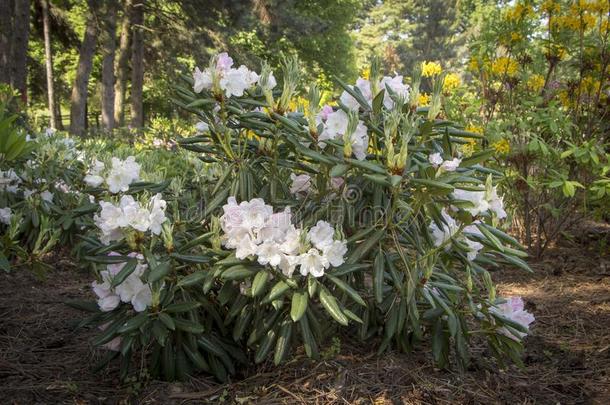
<box><xmin>1</xmin><ymin>235</ymin><xmax>608</xmax><ymax>404</ymax></box>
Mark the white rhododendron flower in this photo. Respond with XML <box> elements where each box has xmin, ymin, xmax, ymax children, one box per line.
<box><xmin>259</xmin><ymin>71</ymin><xmax>277</xmax><ymax>90</ymax></box>
<box><xmin>298</xmin><ymin>248</ymin><xmax>329</xmax><ymax>278</ymax></box>
<box><xmin>491</xmin><ymin>296</ymin><xmax>535</xmax><ymax>341</ymax></box>
<box><xmin>319</xmin><ymin>109</ymin><xmax>369</xmax><ymax>161</ymax></box>
<box><xmin>340</xmin><ymin>75</ymin><xmax>409</xmax><ymax>110</ymax></box>
<box><xmin>94</xmin><ymin>194</ymin><xmax>168</xmax><ymax>244</ymax></box>
<box><xmin>453</xmin><ymin>187</ymin><xmax>506</xmax><ymax>219</ymax></box>
<box><xmin>429</xmin><ymin>153</ymin><xmax>461</xmax><ymax>172</ymax></box>
<box><xmin>40</xmin><ymin>190</ymin><xmax>54</xmax><ymax>203</ymax></box>
<box><xmin>289</xmin><ymin>173</ymin><xmax>312</xmax><ymax>195</ymax></box>
<box><xmin>340</xmin><ymin>78</ymin><xmax>372</xmax><ymax>110</ymax></box>
<box><xmin>0</xmin><ymin>169</ymin><xmax>22</xmax><ymax>193</ymax></box>
<box><xmin>0</xmin><ymin>207</ymin><xmax>12</xmax><ymax>225</ymax></box>
<box><xmin>308</xmin><ymin>220</ymin><xmax>335</xmax><ymax>249</ymax></box>
<box><xmin>92</xmin><ymin>253</ymin><xmax>154</xmax><ymax>312</ymax></box>
<box><xmin>379</xmin><ymin>74</ymin><xmax>410</xmax><ymax>109</ymax></box>
<box><xmin>220</xmin><ymin>198</ymin><xmax>347</xmax><ymax>279</ymax></box>
<box><xmin>193</xmin><ymin>52</ymin><xmax>260</xmax><ymax>98</ymax></box>
<box><xmin>195</xmin><ymin>121</ymin><xmax>209</xmax><ymax>133</ymax></box>
<box><xmin>429</xmin><ymin>210</ymin><xmax>484</xmax><ymax>261</ymax></box>
<box><xmin>106</xmin><ymin>156</ymin><xmax>141</xmax><ymax>194</ymax></box>
<box><xmin>84</xmin><ymin>159</ymin><xmax>105</xmax><ymax>187</ymax></box>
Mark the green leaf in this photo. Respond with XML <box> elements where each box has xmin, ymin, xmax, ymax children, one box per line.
<box><xmin>158</xmin><ymin>313</ymin><xmax>176</xmax><ymax>330</ymax></box>
<box><xmin>148</xmin><ymin>261</ymin><xmax>172</xmax><ymax>283</ymax></box>
<box><xmin>263</xmin><ymin>280</ymin><xmax>290</xmax><ymax>303</ymax></box>
<box><xmin>327</xmin><ymin>274</ymin><xmax>366</xmax><ymax>307</ymax></box>
<box><xmin>274</xmin><ymin>321</ymin><xmax>293</xmax><ymax>365</ymax></box>
<box><xmin>174</xmin><ymin>318</ymin><xmax>205</xmax><ymax>334</ymax></box>
<box><xmin>177</xmin><ymin>270</ymin><xmax>208</xmax><ymax>287</ymax></box>
<box><xmin>319</xmin><ymin>287</ymin><xmax>348</xmax><ymax>326</ymax></box>
<box><xmin>373</xmin><ymin>250</ymin><xmax>385</xmax><ymax>304</ymax></box>
<box><xmin>290</xmin><ymin>291</ymin><xmax>308</xmax><ymax>322</ymax></box>
<box><xmin>117</xmin><ymin>313</ymin><xmax>149</xmax><ymax>334</ymax></box>
<box><xmin>251</xmin><ymin>271</ymin><xmax>270</xmax><ymax>296</ymax></box>
<box><xmin>221</xmin><ymin>264</ymin><xmax>256</xmax><ymax>281</ymax></box>
<box><xmin>170</xmin><ymin>253</ymin><xmax>212</xmax><ymax>264</ymax></box>
<box><xmin>164</xmin><ymin>302</ymin><xmax>201</xmax><ymax>313</ymax></box>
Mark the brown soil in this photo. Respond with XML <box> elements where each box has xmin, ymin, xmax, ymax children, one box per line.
<box><xmin>1</xmin><ymin>236</ymin><xmax>609</xmax><ymax>404</ymax></box>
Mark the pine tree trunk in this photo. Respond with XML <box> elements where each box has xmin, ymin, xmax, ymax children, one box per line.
<box><xmin>11</xmin><ymin>0</ymin><xmax>30</xmax><ymax>103</ymax></box>
<box><xmin>114</xmin><ymin>0</ymin><xmax>132</xmax><ymax>127</ymax></box>
<box><xmin>0</xmin><ymin>0</ymin><xmax>13</xmax><ymax>85</ymax></box>
<box><xmin>41</xmin><ymin>0</ymin><xmax>58</xmax><ymax>129</ymax></box>
<box><xmin>130</xmin><ymin>0</ymin><xmax>145</xmax><ymax>129</ymax></box>
<box><xmin>69</xmin><ymin>0</ymin><xmax>99</xmax><ymax>136</ymax></box>
<box><xmin>101</xmin><ymin>0</ymin><xmax>117</xmax><ymax>131</ymax></box>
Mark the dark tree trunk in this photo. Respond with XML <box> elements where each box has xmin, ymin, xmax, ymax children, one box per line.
<box><xmin>41</xmin><ymin>0</ymin><xmax>58</xmax><ymax>128</ymax></box>
<box><xmin>11</xmin><ymin>0</ymin><xmax>30</xmax><ymax>103</ymax></box>
<box><xmin>101</xmin><ymin>0</ymin><xmax>117</xmax><ymax>131</ymax></box>
<box><xmin>130</xmin><ymin>0</ymin><xmax>144</xmax><ymax>129</ymax></box>
<box><xmin>69</xmin><ymin>0</ymin><xmax>99</xmax><ymax>136</ymax></box>
<box><xmin>0</xmin><ymin>0</ymin><xmax>13</xmax><ymax>85</ymax></box>
<box><xmin>114</xmin><ymin>0</ymin><xmax>132</xmax><ymax>127</ymax></box>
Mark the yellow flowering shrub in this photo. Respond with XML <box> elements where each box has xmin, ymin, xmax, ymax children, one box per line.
<box><xmin>443</xmin><ymin>73</ymin><xmax>461</xmax><ymax>93</ymax></box>
<box><xmin>492</xmin><ymin>138</ymin><xmax>511</xmax><ymax>155</ymax></box>
<box><xmin>491</xmin><ymin>57</ymin><xmax>519</xmax><ymax>77</ymax></box>
<box><xmin>527</xmin><ymin>74</ymin><xmax>546</xmax><ymax>92</ymax></box>
<box><xmin>421</xmin><ymin>61</ymin><xmax>442</xmax><ymax>77</ymax></box>
<box><xmin>418</xmin><ymin>93</ymin><xmax>431</xmax><ymax>106</ymax></box>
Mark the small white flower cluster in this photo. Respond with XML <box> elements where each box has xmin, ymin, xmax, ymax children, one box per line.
<box><xmin>0</xmin><ymin>207</ymin><xmax>12</xmax><ymax>225</ymax></box>
<box><xmin>94</xmin><ymin>194</ymin><xmax>167</xmax><ymax>244</ymax></box>
<box><xmin>92</xmin><ymin>252</ymin><xmax>153</xmax><ymax>312</ymax></box>
<box><xmin>317</xmin><ymin>107</ymin><xmax>369</xmax><ymax>160</ymax></box>
<box><xmin>491</xmin><ymin>296</ymin><xmax>535</xmax><ymax>341</ymax></box>
<box><xmin>289</xmin><ymin>173</ymin><xmax>344</xmax><ymax>198</ymax></box>
<box><xmin>84</xmin><ymin>156</ymin><xmax>141</xmax><ymax>194</ymax></box>
<box><xmin>193</xmin><ymin>52</ymin><xmax>276</xmax><ymax>98</ymax></box>
<box><xmin>0</xmin><ymin>169</ymin><xmax>22</xmax><ymax>193</ymax></box>
<box><xmin>453</xmin><ymin>187</ymin><xmax>507</xmax><ymax>219</ymax></box>
<box><xmin>340</xmin><ymin>75</ymin><xmax>410</xmax><ymax>111</ymax></box>
<box><xmin>429</xmin><ymin>209</ymin><xmax>484</xmax><ymax>261</ymax></box>
<box><xmin>428</xmin><ymin>153</ymin><xmax>462</xmax><ymax>172</ymax></box>
<box><xmin>220</xmin><ymin>197</ymin><xmax>347</xmax><ymax>278</ymax></box>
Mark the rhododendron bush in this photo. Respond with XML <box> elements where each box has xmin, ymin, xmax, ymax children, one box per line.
<box><xmin>72</xmin><ymin>53</ymin><xmax>534</xmax><ymax>382</ymax></box>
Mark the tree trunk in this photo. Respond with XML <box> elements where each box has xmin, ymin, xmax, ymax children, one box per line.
<box><xmin>41</xmin><ymin>0</ymin><xmax>58</xmax><ymax>128</ymax></box>
<box><xmin>114</xmin><ymin>0</ymin><xmax>132</xmax><ymax>127</ymax></box>
<box><xmin>101</xmin><ymin>0</ymin><xmax>117</xmax><ymax>131</ymax></box>
<box><xmin>130</xmin><ymin>0</ymin><xmax>144</xmax><ymax>129</ymax></box>
<box><xmin>69</xmin><ymin>0</ymin><xmax>99</xmax><ymax>136</ymax></box>
<box><xmin>11</xmin><ymin>0</ymin><xmax>30</xmax><ymax>103</ymax></box>
<box><xmin>0</xmin><ymin>0</ymin><xmax>13</xmax><ymax>85</ymax></box>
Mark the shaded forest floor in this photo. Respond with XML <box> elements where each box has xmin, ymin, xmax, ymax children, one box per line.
<box><xmin>1</xmin><ymin>225</ymin><xmax>609</xmax><ymax>404</ymax></box>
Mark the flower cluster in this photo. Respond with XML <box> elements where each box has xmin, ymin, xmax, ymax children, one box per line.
<box><xmin>91</xmin><ymin>252</ymin><xmax>153</xmax><ymax>312</ymax></box>
<box><xmin>0</xmin><ymin>169</ymin><xmax>22</xmax><ymax>193</ymax></box>
<box><xmin>491</xmin><ymin>296</ymin><xmax>535</xmax><ymax>340</ymax></box>
<box><xmin>94</xmin><ymin>194</ymin><xmax>167</xmax><ymax>244</ymax></box>
<box><xmin>340</xmin><ymin>74</ymin><xmax>410</xmax><ymax>111</ymax></box>
<box><xmin>421</xmin><ymin>61</ymin><xmax>442</xmax><ymax>77</ymax></box>
<box><xmin>452</xmin><ymin>187</ymin><xmax>507</xmax><ymax>219</ymax></box>
<box><xmin>428</xmin><ymin>153</ymin><xmax>462</xmax><ymax>172</ymax></box>
<box><xmin>220</xmin><ymin>197</ymin><xmax>347</xmax><ymax>278</ymax></box>
<box><xmin>429</xmin><ymin>210</ymin><xmax>484</xmax><ymax>261</ymax></box>
<box><xmin>0</xmin><ymin>207</ymin><xmax>12</xmax><ymax>225</ymax></box>
<box><xmin>84</xmin><ymin>156</ymin><xmax>141</xmax><ymax>194</ymax></box>
<box><xmin>317</xmin><ymin>108</ymin><xmax>369</xmax><ymax>160</ymax></box>
<box><xmin>193</xmin><ymin>52</ymin><xmax>275</xmax><ymax>98</ymax></box>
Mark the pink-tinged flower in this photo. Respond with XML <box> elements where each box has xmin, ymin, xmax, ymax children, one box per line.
<box><xmin>319</xmin><ymin>105</ymin><xmax>334</xmax><ymax>121</ymax></box>
<box><xmin>216</xmin><ymin>52</ymin><xmax>234</xmax><ymax>72</ymax></box>
<box><xmin>492</xmin><ymin>296</ymin><xmax>535</xmax><ymax>340</ymax></box>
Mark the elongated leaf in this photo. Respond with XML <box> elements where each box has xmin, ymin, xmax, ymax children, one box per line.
<box><xmin>110</xmin><ymin>259</ymin><xmax>138</xmax><ymax>287</ymax></box>
<box><xmin>290</xmin><ymin>291</ymin><xmax>308</xmax><ymax>322</ymax></box>
<box><xmin>319</xmin><ymin>288</ymin><xmax>348</xmax><ymax>326</ymax></box>
<box><xmin>327</xmin><ymin>275</ymin><xmax>366</xmax><ymax>307</ymax></box>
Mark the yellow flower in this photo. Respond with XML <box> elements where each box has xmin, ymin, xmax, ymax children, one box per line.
<box><xmin>541</xmin><ymin>0</ymin><xmax>561</xmax><ymax>13</ymax></box>
<box><xmin>505</xmin><ymin>3</ymin><xmax>533</xmax><ymax>21</ymax></box>
<box><xmin>527</xmin><ymin>74</ymin><xmax>546</xmax><ymax>92</ymax></box>
<box><xmin>492</xmin><ymin>138</ymin><xmax>510</xmax><ymax>154</ymax></box>
<box><xmin>465</xmin><ymin>124</ymin><xmax>483</xmax><ymax>135</ymax></box>
<box><xmin>421</xmin><ymin>61</ymin><xmax>442</xmax><ymax>77</ymax></box>
<box><xmin>287</xmin><ymin>96</ymin><xmax>309</xmax><ymax>112</ymax></box>
<box><xmin>558</xmin><ymin>90</ymin><xmax>573</xmax><ymax>108</ymax></box>
<box><xmin>468</xmin><ymin>58</ymin><xmax>480</xmax><ymax>72</ymax></box>
<box><xmin>442</xmin><ymin>73</ymin><xmax>461</xmax><ymax>93</ymax></box>
<box><xmin>510</xmin><ymin>32</ymin><xmax>522</xmax><ymax>42</ymax></box>
<box><xmin>361</xmin><ymin>68</ymin><xmax>371</xmax><ymax>80</ymax></box>
<box><xmin>460</xmin><ymin>138</ymin><xmax>477</xmax><ymax>157</ymax></box>
<box><xmin>491</xmin><ymin>57</ymin><xmax>519</xmax><ymax>77</ymax></box>
<box><xmin>418</xmin><ymin>93</ymin><xmax>431</xmax><ymax>106</ymax></box>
